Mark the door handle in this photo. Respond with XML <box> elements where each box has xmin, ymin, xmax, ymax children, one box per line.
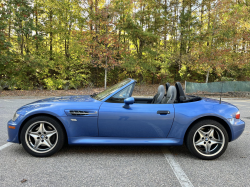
<box><xmin>157</xmin><ymin>110</ymin><xmax>170</xmax><ymax>115</ymax></box>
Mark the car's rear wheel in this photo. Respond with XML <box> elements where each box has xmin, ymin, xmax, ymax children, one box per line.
<box><xmin>186</xmin><ymin>120</ymin><xmax>228</xmax><ymax>160</ymax></box>
<box><xmin>20</xmin><ymin>116</ymin><xmax>65</xmax><ymax>157</ymax></box>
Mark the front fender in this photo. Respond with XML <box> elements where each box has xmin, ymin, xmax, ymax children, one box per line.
<box><xmin>8</xmin><ymin>110</ymin><xmax>69</xmax><ymax>144</ymax></box>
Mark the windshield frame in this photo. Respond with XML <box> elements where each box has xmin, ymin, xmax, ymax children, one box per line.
<box><xmin>92</xmin><ymin>78</ymin><xmax>136</xmax><ymax>102</ymax></box>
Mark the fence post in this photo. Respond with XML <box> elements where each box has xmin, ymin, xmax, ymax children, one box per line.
<box><xmin>185</xmin><ymin>81</ymin><xmax>186</xmax><ymax>94</ymax></box>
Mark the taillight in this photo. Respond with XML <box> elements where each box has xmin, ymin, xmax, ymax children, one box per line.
<box><xmin>235</xmin><ymin>111</ymin><xmax>240</xmax><ymax>119</ymax></box>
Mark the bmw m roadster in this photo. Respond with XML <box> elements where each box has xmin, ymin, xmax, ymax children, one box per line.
<box><xmin>7</xmin><ymin>78</ymin><xmax>245</xmax><ymax>159</ymax></box>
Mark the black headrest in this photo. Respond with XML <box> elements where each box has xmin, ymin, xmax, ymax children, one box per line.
<box><xmin>175</xmin><ymin>82</ymin><xmax>186</xmax><ymax>102</ymax></box>
<box><xmin>166</xmin><ymin>82</ymin><xmax>170</xmax><ymax>92</ymax></box>
<box><xmin>161</xmin><ymin>86</ymin><xmax>177</xmax><ymax>104</ymax></box>
<box><xmin>155</xmin><ymin>85</ymin><xmax>165</xmax><ymax>104</ymax></box>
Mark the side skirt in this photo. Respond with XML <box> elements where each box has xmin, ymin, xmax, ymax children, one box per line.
<box><xmin>68</xmin><ymin>137</ymin><xmax>183</xmax><ymax>146</ymax></box>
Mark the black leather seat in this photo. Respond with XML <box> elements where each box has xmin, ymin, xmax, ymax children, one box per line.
<box><xmin>161</xmin><ymin>86</ymin><xmax>177</xmax><ymax>104</ymax></box>
<box><xmin>151</xmin><ymin>85</ymin><xmax>165</xmax><ymax>104</ymax></box>
<box><xmin>166</xmin><ymin>82</ymin><xmax>170</xmax><ymax>93</ymax></box>
<box><xmin>175</xmin><ymin>82</ymin><xmax>186</xmax><ymax>103</ymax></box>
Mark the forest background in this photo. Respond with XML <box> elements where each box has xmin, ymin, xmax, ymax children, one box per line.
<box><xmin>0</xmin><ymin>0</ymin><xmax>250</xmax><ymax>90</ymax></box>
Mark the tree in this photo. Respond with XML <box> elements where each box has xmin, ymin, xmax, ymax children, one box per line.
<box><xmin>80</xmin><ymin>0</ymin><xmax>128</xmax><ymax>88</ymax></box>
<box><xmin>0</xmin><ymin>1</ymin><xmax>13</xmax><ymax>85</ymax></box>
<box><xmin>1</xmin><ymin>0</ymin><xmax>250</xmax><ymax>90</ymax></box>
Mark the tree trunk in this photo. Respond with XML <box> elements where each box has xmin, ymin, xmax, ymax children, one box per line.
<box><xmin>207</xmin><ymin>1</ymin><xmax>211</xmax><ymax>47</ymax></box>
<box><xmin>26</xmin><ymin>34</ymin><xmax>29</xmax><ymax>54</ymax></box>
<box><xmin>164</xmin><ymin>0</ymin><xmax>167</xmax><ymax>49</ymax></box>
<box><xmin>36</xmin><ymin>4</ymin><xmax>38</xmax><ymax>51</ymax></box>
<box><xmin>20</xmin><ymin>22</ymin><xmax>23</xmax><ymax>55</ymax></box>
<box><xmin>65</xmin><ymin>39</ymin><xmax>67</xmax><ymax>58</ymax></box>
<box><xmin>105</xmin><ymin>33</ymin><xmax>107</xmax><ymax>89</ymax></box>
<box><xmin>49</xmin><ymin>11</ymin><xmax>53</xmax><ymax>60</ymax></box>
<box><xmin>104</xmin><ymin>0</ymin><xmax>109</xmax><ymax>89</ymax></box>
<box><xmin>187</xmin><ymin>0</ymin><xmax>192</xmax><ymax>53</ymax></box>
<box><xmin>179</xmin><ymin>0</ymin><xmax>186</xmax><ymax>71</ymax></box>
<box><xmin>104</xmin><ymin>64</ymin><xmax>107</xmax><ymax>89</ymax></box>
<box><xmin>199</xmin><ymin>0</ymin><xmax>204</xmax><ymax>59</ymax></box>
<box><xmin>206</xmin><ymin>69</ymin><xmax>210</xmax><ymax>83</ymax></box>
<box><xmin>8</xmin><ymin>11</ymin><xmax>11</xmax><ymax>52</ymax></box>
<box><xmin>179</xmin><ymin>0</ymin><xmax>185</xmax><ymax>59</ymax></box>
<box><xmin>8</xmin><ymin>13</ymin><xmax>11</xmax><ymax>41</ymax></box>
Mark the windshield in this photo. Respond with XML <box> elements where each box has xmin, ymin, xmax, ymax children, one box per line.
<box><xmin>92</xmin><ymin>79</ymin><xmax>132</xmax><ymax>101</ymax></box>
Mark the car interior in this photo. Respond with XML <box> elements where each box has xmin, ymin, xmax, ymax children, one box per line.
<box><xmin>133</xmin><ymin>82</ymin><xmax>201</xmax><ymax>104</ymax></box>
<box><xmin>106</xmin><ymin>82</ymin><xmax>201</xmax><ymax>104</ymax></box>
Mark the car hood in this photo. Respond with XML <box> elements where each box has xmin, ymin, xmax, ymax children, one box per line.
<box><xmin>16</xmin><ymin>95</ymin><xmax>102</xmax><ymax>116</ymax></box>
<box><xmin>29</xmin><ymin>95</ymin><xmax>96</xmax><ymax>104</ymax></box>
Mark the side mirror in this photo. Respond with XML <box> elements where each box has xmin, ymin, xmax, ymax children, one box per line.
<box><xmin>123</xmin><ymin>97</ymin><xmax>134</xmax><ymax>109</ymax></box>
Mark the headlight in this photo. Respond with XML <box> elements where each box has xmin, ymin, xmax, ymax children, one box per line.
<box><xmin>12</xmin><ymin>112</ymin><xmax>20</xmax><ymax>121</ymax></box>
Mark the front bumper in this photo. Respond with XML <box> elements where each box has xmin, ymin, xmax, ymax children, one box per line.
<box><xmin>7</xmin><ymin>120</ymin><xmax>20</xmax><ymax>143</ymax></box>
<box><xmin>230</xmin><ymin>119</ymin><xmax>245</xmax><ymax>141</ymax></box>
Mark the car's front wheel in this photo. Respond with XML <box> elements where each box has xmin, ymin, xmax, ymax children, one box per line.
<box><xmin>186</xmin><ymin>120</ymin><xmax>228</xmax><ymax>160</ymax></box>
<box><xmin>20</xmin><ymin>116</ymin><xmax>65</xmax><ymax>157</ymax></box>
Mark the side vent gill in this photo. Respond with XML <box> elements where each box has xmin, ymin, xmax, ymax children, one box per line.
<box><xmin>69</xmin><ymin>110</ymin><xmax>90</xmax><ymax>115</ymax></box>
<box><xmin>65</xmin><ymin>109</ymin><xmax>98</xmax><ymax>116</ymax></box>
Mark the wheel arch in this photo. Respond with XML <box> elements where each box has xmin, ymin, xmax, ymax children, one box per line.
<box><xmin>18</xmin><ymin>113</ymin><xmax>68</xmax><ymax>144</ymax></box>
<box><xmin>184</xmin><ymin>116</ymin><xmax>232</xmax><ymax>143</ymax></box>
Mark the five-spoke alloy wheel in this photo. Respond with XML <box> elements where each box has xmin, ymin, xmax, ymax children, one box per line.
<box><xmin>186</xmin><ymin>120</ymin><xmax>228</xmax><ymax>160</ymax></box>
<box><xmin>21</xmin><ymin>116</ymin><xmax>65</xmax><ymax>157</ymax></box>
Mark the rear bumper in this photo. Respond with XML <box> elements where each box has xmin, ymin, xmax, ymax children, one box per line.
<box><xmin>230</xmin><ymin>119</ymin><xmax>245</xmax><ymax>141</ymax></box>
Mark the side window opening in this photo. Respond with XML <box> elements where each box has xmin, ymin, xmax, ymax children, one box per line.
<box><xmin>106</xmin><ymin>83</ymin><xmax>135</xmax><ymax>103</ymax></box>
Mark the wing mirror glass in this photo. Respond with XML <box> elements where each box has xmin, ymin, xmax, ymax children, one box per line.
<box><xmin>123</xmin><ymin>97</ymin><xmax>134</xmax><ymax>109</ymax></box>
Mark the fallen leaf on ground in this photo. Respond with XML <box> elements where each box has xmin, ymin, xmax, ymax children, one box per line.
<box><xmin>21</xmin><ymin>179</ymin><xmax>27</xmax><ymax>183</ymax></box>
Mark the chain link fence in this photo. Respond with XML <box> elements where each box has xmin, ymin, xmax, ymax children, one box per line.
<box><xmin>185</xmin><ymin>81</ymin><xmax>250</xmax><ymax>93</ymax></box>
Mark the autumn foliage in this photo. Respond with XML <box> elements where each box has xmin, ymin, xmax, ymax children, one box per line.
<box><xmin>0</xmin><ymin>0</ymin><xmax>249</xmax><ymax>90</ymax></box>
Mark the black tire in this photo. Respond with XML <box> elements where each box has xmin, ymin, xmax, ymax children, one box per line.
<box><xmin>20</xmin><ymin>116</ymin><xmax>65</xmax><ymax>157</ymax></box>
<box><xmin>185</xmin><ymin>120</ymin><xmax>228</xmax><ymax>160</ymax></box>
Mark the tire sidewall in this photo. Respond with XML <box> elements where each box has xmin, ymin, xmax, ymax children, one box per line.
<box><xmin>20</xmin><ymin>116</ymin><xmax>65</xmax><ymax>157</ymax></box>
<box><xmin>186</xmin><ymin>120</ymin><xmax>229</xmax><ymax>160</ymax></box>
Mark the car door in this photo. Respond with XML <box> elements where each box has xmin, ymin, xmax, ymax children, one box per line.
<box><xmin>98</xmin><ymin>102</ymin><xmax>174</xmax><ymax>138</ymax></box>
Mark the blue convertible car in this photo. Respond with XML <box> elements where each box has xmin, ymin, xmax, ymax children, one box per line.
<box><xmin>7</xmin><ymin>78</ymin><xmax>245</xmax><ymax>159</ymax></box>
